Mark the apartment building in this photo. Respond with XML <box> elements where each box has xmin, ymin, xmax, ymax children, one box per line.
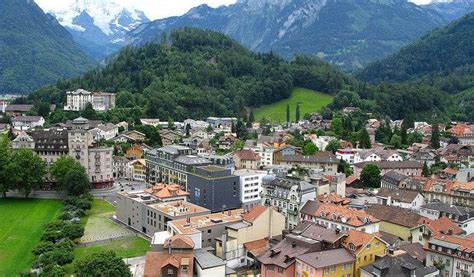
<box><xmin>425</xmin><ymin>235</ymin><xmax>474</xmax><ymax>277</ymax></box>
<box><xmin>234</xmin><ymin>169</ymin><xmax>267</xmax><ymax>209</ymax></box>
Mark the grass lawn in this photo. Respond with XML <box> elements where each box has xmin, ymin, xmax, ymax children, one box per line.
<box><xmin>254</xmin><ymin>87</ymin><xmax>333</xmax><ymax>122</ymax></box>
<box><xmin>75</xmin><ymin>237</ymin><xmax>150</xmax><ymax>261</ymax></box>
<box><xmin>0</xmin><ymin>198</ymin><xmax>63</xmax><ymax>276</ymax></box>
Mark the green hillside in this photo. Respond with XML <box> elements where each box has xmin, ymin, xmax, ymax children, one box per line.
<box><xmin>255</xmin><ymin>88</ymin><xmax>333</xmax><ymax>123</ymax></box>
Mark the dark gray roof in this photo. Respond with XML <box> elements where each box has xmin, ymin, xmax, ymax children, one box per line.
<box><xmin>377</xmin><ymin>231</ymin><xmax>401</xmax><ymax>246</ymax></box>
<box><xmin>299</xmin><ymin>200</ymin><xmax>320</xmax><ymax>216</ymax></box>
<box><xmin>280</xmin><ymin>152</ymin><xmax>338</xmax><ymax>164</ymax></box>
<box><xmin>194</xmin><ymin>249</ymin><xmax>226</xmax><ymax>269</ymax></box>
<box><xmin>382</xmin><ymin>171</ymin><xmax>408</xmax><ymax>183</ymax></box>
<box><xmin>361</xmin><ymin>253</ymin><xmax>438</xmax><ymax>277</ymax></box>
<box><xmin>5</xmin><ymin>104</ymin><xmax>33</xmax><ymax>112</ymax></box>
<box><xmin>399</xmin><ymin>243</ymin><xmax>427</xmax><ymax>262</ymax></box>
<box><xmin>354</xmin><ymin>161</ymin><xmax>423</xmax><ymax>169</ymax></box>
<box><xmin>421</xmin><ymin>202</ymin><xmax>474</xmax><ymax>217</ymax></box>
<box><xmin>158</xmin><ymin>145</ymin><xmax>191</xmax><ymax>155</ymax></box>
<box><xmin>297</xmin><ymin>248</ymin><xmax>354</xmax><ymax>269</ymax></box>
<box><xmin>174</xmin><ymin>155</ymin><xmax>210</xmax><ymax>165</ymax></box>
<box><xmin>376</xmin><ymin>188</ymin><xmax>421</xmax><ymax>203</ymax></box>
<box><xmin>264</xmin><ymin>177</ymin><xmax>314</xmax><ymax>192</ymax></box>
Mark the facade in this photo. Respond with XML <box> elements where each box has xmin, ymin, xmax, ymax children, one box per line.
<box><xmin>360</xmin><ymin>252</ymin><xmax>439</xmax><ymax>277</ymax></box>
<box><xmin>419</xmin><ymin>202</ymin><xmax>474</xmax><ymax>235</ymax></box>
<box><xmin>115</xmin><ymin>186</ymin><xmax>210</xmax><ymax>237</ymax></box>
<box><xmin>353</xmin><ymin>161</ymin><xmax>423</xmax><ymax>178</ymax></box>
<box><xmin>11</xmin><ymin>131</ymin><xmax>35</xmax><ymax>150</ymax></box>
<box><xmin>354</xmin><ymin>149</ymin><xmax>403</xmax><ymax>164</ymax></box>
<box><xmin>277</xmin><ymin>152</ymin><xmax>339</xmax><ymax>174</ymax></box>
<box><xmin>366</xmin><ymin>205</ymin><xmax>422</xmax><ymax>241</ymax></box>
<box><xmin>129</xmin><ymin>159</ymin><xmax>146</xmax><ymax>181</ymax></box>
<box><xmin>261</xmin><ymin>176</ymin><xmax>316</xmax><ymax>229</ymax></box>
<box><xmin>64</xmin><ymin>89</ymin><xmax>115</xmax><ymax>111</ymax></box>
<box><xmin>93</xmin><ymin>123</ymin><xmax>118</xmax><ymax>141</ymax></box>
<box><xmin>336</xmin><ymin>148</ymin><xmax>358</xmax><ymax>165</ymax></box>
<box><xmin>422</xmin><ymin>179</ymin><xmax>474</xmax><ymax>208</ymax></box>
<box><xmin>301</xmin><ymin>203</ymin><xmax>380</xmax><ymax>234</ymax></box>
<box><xmin>168</xmin><ymin>209</ymin><xmax>244</xmax><ymax>249</ymax></box>
<box><xmin>92</xmin><ymin>92</ymin><xmax>116</xmax><ymax>111</ymax></box>
<box><xmin>234</xmin><ymin>169</ymin><xmax>267</xmax><ymax>210</ymax></box>
<box><xmin>425</xmin><ymin>235</ymin><xmax>474</xmax><ymax>277</ymax></box>
<box><xmin>194</xmin><ymin>248</ymin><xmax>226</xmax><ymax>277</ymax></box>
<box><xmin>375</xmin><ymin>187</ymin><xmax>425</xmax><ymax>211</ymax></box>
<box><xmin>215</xmin><ymin>205</ymin><xmax>286</xmax><ymax>269</ymax></box>
<box><xmin>272</xmin><ymin>145</ymin><xmax>302</xmax><ymax>165</ymax></box>
<box><xmin>295</xmin><ymin>248</ymin><xmax>355</xmax><ymax>277</ymax></box>
<box><xmin>234</xmin><ymin>149</ymin><xmax>261</xmax><ymax>170</ymax></box>
<box><xmin>410</xmin><ymin>216</ymin><xmax>465</xmax><ymax>246</ymax></box>
<box><xmin>206</xmin><ymin>117</ymin><xmax>237</xmax><ymax>127</ymax></box>
<box><xmin>113</xmin><ymin>156</ymin><xmax>129</xmax><ymax>179</ymax></box>
<box><xmin>11</xmin><ymin>116</ymin><xmax>44</xmax><ymax>130</ymax></box>
<box><xmin>380</xmin><ymin>171</ymin><xmax>408</xmax><ymax>189</ymax></box>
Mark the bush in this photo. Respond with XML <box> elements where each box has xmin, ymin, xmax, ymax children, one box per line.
<box><xmin>32</xmin><ymin>241</ymin><xmax>56</xmax><ymax>256</ymax></box>
<box><xmin>38</xmin><ymin>249</ymin><xmax>74</xmax><ymax>266</ymax></box>
<box><xmin>41</xmin><ymin>221</ymin><xmax>84</xmax><ymax>242</ymax></box>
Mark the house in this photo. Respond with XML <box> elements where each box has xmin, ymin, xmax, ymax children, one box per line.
<box><xmin>93</xmin><ymin>123</ymin><xmax>118</xmax><ymax>140</ymax></box>
<box><xmin>343</xmin><ymin>230</ymin><xmax>389</xmax><ymax>277</ymax></box>
<box><xmin>301</xmin><ymin>203</ymin><xmax>380</xmax><ymax>234</ymax></box>
<box><xmin>11</xmin><ymin>116</ymin><xmax>45</xmax><ymax>130</ymax></box>
<box><xmin>112</xmin><ymin>130</ymin><xmax>146</xmax><ymax>144</ymax></box>
<box><xmin>408</xmin><ymin>150</ymin><xmax>438</xmax><ymax>167</ymax></box>
<box><xmin>11</xmin><ymin>131</ymin><xmax>35</xmax><ymax>150</ymax></box>
<box><xmin>261</xmin><ymin>176</ymin><xmax>316</xmax><ymax>229</ymax></box>
<box><xmin>159</xmin><ymin>129</ymin><xmax>183</xmax><ymax>146</ymax></box>
<box><xmin>449</xmin><ymin>124</ymin><xmax>474</xmax><ymax>146</ymax></box>
<box><xmin>113</xmin><ymin>156</ymin><xmax>129</xmax><ymax>179</ymax></box>
<box><xmin>277</xmin><ymin>151</ymin><xmax>339</xmax><ymax>174</ymax></box>
<box><xmin>129</xmin><ymin>159</ymin><xmax>146</xmax><ymax>181</ymax></box>
<box><xmin>360</xmin><ymin>251</ymin><xmax>439</xmax><ymax>277</ymax></box>
<box><xmin>295</xmin><ymin>248</ymin><xmax>355</xmax><ymax>277</ymax></box>
<box><xmin>218</xmin><ymin>134</ymin><xmax>237</xmax><ymax>149</ymax></box>
<box><xmin>353</xmin><ymin>161</ymin><xmax>423</xmax><ymax>178</ymax></box>
<box><xmin>234</xmin><ymin>149</ymin><xmax>261</xmax><ymax>170</ymax></box>
<box><xmin>5</xmin><ymin>104</ymin><xmax>34</xmax><ymax>116</ymax></box>
<box><xmin>193</xmin><ymin>248</ymin><xmax>226</xmax><ymax>277</ymax></box>
<box><xmin>258</xmin><ymin>222</ymin><xmax>348</xmax><ymax>277</ymax></box>
<box><xmin>422</xmin><ymin>179</ymin><xmax>474</xmax><ymax>208</ymax></box>
<box><xmin>380</xmin><ymin>171</ymin><xmax>409</xmax><ymax>189</ymax></box>
<box><xmin>126</xmin><ymin>144</ymin><xmax>144</xmax><ymax>160</ymax></box>
<box><xmin>366</xmin><ymin>205</ymin><xmax>423</xmax><ymax>241</ymax></box>
<box><xmin>144</xmin><ymin>234</ymin><xmax>194</xmax><ymax>277</ymax></box>
<box><xmin>375</xmin><ymin>188</ymin><xmax>424</xmax><ymax>211</ymax></box>
<box><xmin>272</xmin><ymin>145</ymin><xmax>302</xmax><ymax>164</ymax></box>
<box><xmin>336</xmin><ymin>148</ymin><xmax>358</xmax><ymax>165</ymax></box>
<box><xmin>354</xmin><ymin>149</ymin><xmax>403</xmax><ymax>164</ymax></box>
<box><xmin>92</xmin><ymin>92</ymin><xmax>116</xmax><ymax>111</ymax></box>
<box><xmin>64</xmin><ymin>89</ymin><xmax>115</xmax><ymax>111</ymax></box>
<box><xmin>168</xmin><ymin>209</ymin><xmax>244</xmax><ymax>249</ymax></box>
<box><xmin>424</xmin><ymin>235</ymin><xmax>474</xmax><ymax>277</ymax></box>
<box><xmin>410</xmin><ymin>216</ymin><xmax>465</xmax><ymax>246</ymax></box>
<box><xmin>315</xmin><ymin>136</ymin><xmax>337</xmax><ymax>151</ymax></box>
<box><xmin>215</xmin><ymin>205</ymin><xmax>286</xmax><ymax>269</ymax></box>
<box><xmin>206</xmin><ymin>117</ymin><xmax>237</xmax><ymax>127</ymax></box>
<box><xmin>418</xmin><ymin>202</ymin><xmax>474</xmax><ymax>235</ymax></box>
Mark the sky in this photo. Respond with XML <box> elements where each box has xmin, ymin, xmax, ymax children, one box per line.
<box><xmin>36</xmin><ymin>0</ymin><xmax>433</xmax><ymax>20</ymax></box>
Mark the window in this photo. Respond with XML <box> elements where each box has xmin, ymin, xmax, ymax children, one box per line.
<box><xmin>277</xmin><ymin>267</ymin><xmax>284</xmax><ymax>273</ymax></box>
<box><xmin>267</xmin><ymin>265</ymin><xmax>274</xmax><ymax>271</ymax></box>
<box><xmin>167</xmin><ymin>269</ymin><xmax>174</xmax><ymax>274</ymax></box>
<box><xmin>366</xmin><ymin>244</ymin><xmax>371</xmax><ymax>249</ymax></box>
<box><xmin>375</xmin><ymin>241</ymin><xmax>380</xmax><ymax>247</ymax></box>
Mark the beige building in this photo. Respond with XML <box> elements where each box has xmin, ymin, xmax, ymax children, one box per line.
<box><xmin>277</xmin><ymin>151</ymin><xmax>339</xmax><ymax>173</ymax></box>
<box><xmin>234</xmin><ymin>149</ymin><xmax>261</xmax><ymax>169</ymax></box>
<box><xmin>215</xmin><ymin>205</ymin><xmax>285</xmax><ymax>269</ymax></box>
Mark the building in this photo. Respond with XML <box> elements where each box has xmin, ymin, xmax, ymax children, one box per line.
<box><xmin>418</xmin><ymin>202</ymin><xmax>474</xmax><ymax>234</ymax></box>
<box><xmin>277</xmin><ymin>152</ymin><xmax>339</xmax><ymax>174</ymax></box>
<box><xmin>380</xmin><ymin>171</ymin><xmax>409</xmax><ymax>189</ymax></box>
<box><xmin>206</xmin><ymin>117</ymin><xmax>237</xmax><ymax>127</ymax></box>
<box><xmin>11</xmin><ymin>131</ymin><xmax>35</xmax><ymax>150</ymax></box>
<box><xmin>261</xmin><ymin>176</ymin><xmax>316</xmax><ymax>229</ymax></box>
<box><xmin>144</xmin><ymin>234</ymin><xmax>194</xmax><ymax>277</ymax></box>
<box><xmin>425</xmin><ymin>235</ymin><xmax>474</xmax><ymax>277</ymax></box>
<box><xmin>422</xmin><ymin>179</ymin><xmax>474</xmax><ymax>208</ymax></box>
<box><xmin>233</xmin><ymin>169</ymin><xmax>267</xmax><ymax>209</ymax></box>
<box><xmin>11</xmin><ymin>116</ymin><xmax>44</xmax><ymax>130</ymax></box>
<box><xmin>5</xmin><ymin>104</ymin><xmax>34</xmax><ymax>116</ymax></box>
<box><xmin>258</xmin><ymin>222</ymin><xmax>348</xmax><ymax>277</ymax></box>
<box><xmin>353</xmin><ymin>161</ymin><xmax>423</xmax><ymax>178</ymax></box>
<box><xmin>126</xmin><ymin>144</ymin><xmax>144</xmax><ymax>160</ymax></box>
<box><xmin>168</xmin><ymin>209</ymin><xmax>244</xmax><ymax>249</ymax></box>
<box><xmin>375</xmin><ymin>188</ymin><xmax>425</xmax><ymax>211</ymax></box>
<box><xmin>361</xmin><ymin>251</ymin><xmax>439</xmax><ymax>277</ymax></box>
<box><xmin>159</xmin><ymin>129</ymin><xmax>183</xmax><ymax>146</ymax></box>
<box><xmin>234</xmin><ymin>149</ymin><xmax>261</xmax><ymax>170</ymax></box>
<box><xmin>301</xmin><ymin>203</ymin><xmax>380</xmax><ymax>234</ymax></box>
<box><xmin>295</xmin><ymin>248</ymin><xmax>355</xmax><ymax>277</ymax></box>
<box><xmin>67</xmin><ymin>117</ymin><xmax>114</xmax><ymax>189</ymax></box>
<box><xmin>64</xmin><ymin>89</ymin><xmax>115</xmax><ymax>111</ymax></box>
<box><xmin>366</xmin><ymin>205</ymin><xmax>423</xmax><ymax>241</ymax></box>
<box><xmin>215</xmin><ymin>205</ymin><xmax>286</xmax><ymax>269</ymax></box>
<box><xmin>92</xmin><ymin>123</ymin><xmax>118</xmax><ymax>141</ymax></box>
<box><xmin>272</xmin><ymin>145</ymin><xmax>302</xmax><ymax>165</ymax></box>
<box><xmin>113</xmin><ymin>156</ymin><xmax>129</xmax><ymax>179</ymax></box>
<box><xmin>92</xmin><ymin>92</ymin><xmax>116</xmax><ymax>111</ymax></box>
<box><xmin>410</xmin><ymin>216</ymin><xmax>465</xmax><ymax>246</ymax></box>
<box><xmin>354</xmin><ymin>149</ymin><xmax>403</xmax><ymax>164</ymax></box>
<box><xmin>115</xmin><ymin>187</ymin><xmax>210</xmax><ymax>237</ymax></box>
<box><xmin>343</xmin><ymin>230</ymin><xmax>389</xmax><ymax>277</ymax></box>
<box><xmin>129</xmin><ymin>159</ymin><xmax>146</xmax><ymax>181</ymax></box>
<box><xmin>336</xmin><ymin>148</ymin><xmax>358</xmax><ymax>165</ymax></box>
<box><xmin>194</xmin><ymin>248</ymin><xmax>226</xmax><ymax>277</ymax></box>
<box><xmin>449</xmin><ymin>124</ymin><xmax>474</xmax><ymax>146</ymax></box>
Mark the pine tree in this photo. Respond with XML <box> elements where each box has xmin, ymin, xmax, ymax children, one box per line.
<box><xmin>431</xmin><ymin>124</ymin><xmax>440</xmax><ymax>149</ymax></box>
<box><xmin>422</xmin><ymin>162</ymin><xmax>431</xmax><ymax>177</ymax></box>
<box><xmin>295</xmin><ymin>103</ymin><xmax>300</xmax><ymax>122</ymax></box>
<box><xmin>401</xmin><ymin>122</ymin><xmax>408</xmax><ymax>145</ymax></box>
<box><xmin>286</xmin><ymin>104</ymin><xmax>290</xmax><ymax>125</ymax></box>
<box><xmin>359</xmin><ymin>128</ymin><xmax>372</xmax><ymax>149</ymax></box>
<box><xmin>185</xmin><ymin>123</ymin><xmax>191</xmax><ymax>137</ymax></box>
<box><xmin>249</xmin><ymin>110</ymin><xmax>255</xmax><ymax>123</ymax></box>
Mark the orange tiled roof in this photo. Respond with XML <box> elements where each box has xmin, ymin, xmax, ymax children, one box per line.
<box><xmin>449</xmin><ymin>124</ymin><xmax>473</xmax><ymax>137</ymax></box>
<box><xmin>244</xmin><ymin>238</ymin><xmax>269</xmax><ymax>257</ymax></box>
<box><xmin>416</xmin><ymin>217</ymin><xmax>464</xmax><ymax>236</ymax></box>
<box><xmin>144</xmin><ymin>252</ymin><xmax>194</xmax><ymax>277</ymax></box>
<box><xmin>314</xmin><ymin>203</ymin><xmax>379</xmax><ymax>227</ymax></box>
<box><xmin>164</xmin><ymin>234</ymin><xmax>195</xmax><ymax>249</ymax></box>
<box><xmin>144</xmin><ymin>183</ymin><xmax>189</xmax><ymax>199</ymax></box>
<box><xmin>242</xmin><ymin>205</ymin><xmax>267</xmax><ymax>222</ymax></box>
<box><xmin>430</xmin><ymin>234</ymin><xmax>474</xmax><ymax>253</ymax></box>
<box><xmin>234</xmin><ymin>149</ymin><xmax>261</xmax><ymax>161</ymax></box>
<box><xmin>317</xmin><ymin>193</ymin><xmax>351</xmax><ymax>205</ymax></box>
<box><xmin>343</xmin><ymin>230</ymin><xmax>385</xmax><ymax>254</ymax></box>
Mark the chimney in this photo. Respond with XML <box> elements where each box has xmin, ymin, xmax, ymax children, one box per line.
<box><xmin>335</xmin><ymin>228</ymin><xmax>340</xmax><ymax>234</ymax></box>
<box><xmin>292</xmin><ymin>241</ymin><xmax>296</xmax><ymax>248</ymax></box>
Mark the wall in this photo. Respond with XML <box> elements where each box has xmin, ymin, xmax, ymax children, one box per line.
<box><xmin>354</xmin><ymin>237</ymin><xmax>387</xmax><ymax>277</ymax></box>
<box><xmin>378</xmin><ymin>221</ymin><xmax>411</xmax><ymax>241</ymax></box>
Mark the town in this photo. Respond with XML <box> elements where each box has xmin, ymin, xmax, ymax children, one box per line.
<box><xmin>0</xmin><ymin>88</ymin><xmax>472</xmax><ymax>277</ymax></box>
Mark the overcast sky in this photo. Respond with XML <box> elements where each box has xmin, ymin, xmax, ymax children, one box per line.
<box><xmin>36</xmin><ymin>0</ymin><xmax>432</xmax><ymax>20</ymax></box>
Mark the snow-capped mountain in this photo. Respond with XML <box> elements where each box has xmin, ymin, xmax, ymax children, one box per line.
<box><xmin>45</xmin><ymin>0</ymin><xmax>150</xmax><ymax>60</ymax></box>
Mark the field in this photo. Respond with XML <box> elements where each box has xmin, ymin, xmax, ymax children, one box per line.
<box><xmin>74</xmin><ymin>237</ymin><xmax>150</xmax><ymax>261</ymax></box>
<box><xmin>254</xmin><ymin>87</ymin><xmax>333</xmax><ymax>122</ymax></box>
<box><xmin>0</xmin><ymin>198</ymin><xmax>63</xmax><ymax>276</ymax></box>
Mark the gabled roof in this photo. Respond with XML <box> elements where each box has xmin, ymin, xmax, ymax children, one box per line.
<box><xmin>164</xmin><ymin>234</ymin><xmax>194</xmax><ymax>249</ymax></box>
<box><xmin>234</xmin><ymin>149</ymin><xmax>260</xmax><ymax>161</ymax></box>
<box><xmin>343</xmin><ymin>230</ymin><xmax>386</xmax><ymax>254</ymax></box>
<box><xmin>414</xmin><ymin>217</ymin><xmax>464</xmax><ymax>236</ymax></box>
<box><xmin>315</xmin><ymin>203</ymin><xmax>379</xmax><ymax>227</ymax></box>
<box><xmin>244</xmin><ymin>238</ymin><xmax>270</xmax><ymax>257</ymax></box>
<box><xmin>376</xmin><ymin>188</ymin><xmax>421</xmax><ymax>203</ymax></box>
<box><xmin>296</xmin><ymin>248</ymin><xmax>354</xmax><ymax>269</ymax></box>
<box><xmin>366</xmin><ymin>205</ymin><xmax>422</xmax><ymax>228</ymax></box>
<box><xmin>361</xmin><ymin>253</ymin><xmax>438</xmax><ymax>277</ymax></box>
<box><xmin>242</xmin><ymin>205</ymin><xmax>267</xmax><ymax>223</ymax></box>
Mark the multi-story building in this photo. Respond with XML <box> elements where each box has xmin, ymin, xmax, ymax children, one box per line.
<box><xmin>206</xmin><ymin>117</ymin><xmax>237</xmax><ymax>127</ymax></box>
<box><xmin>234</xmin><ymin>149</ymin><xmax>261</xmax><ymax>170</ymax></box>
<box><xmin>129</xmin><ymin>159</ymin><xmax>146</xmax><ymax>181</ymax></box>
<box><xmin>366</xmin><ymin>205</ymin><xmax>422</xmax><ymax>241</ymax></box>
<box><xmin>422</xmin><ymin>179</ymin><xmax>474</xmax><ymax>208</ymax></box>
<box><xmin>425</xmin><ymin>235</ymin><xmax>474</xmax><ymax>277</ymax></box>
<box><xmin>168</xmin><ymin>209</ymin><xmax>244</xmax><ymax>249</ymax></box>
<box><xmin>354</xmin><ymin>149</ymin><xmax>403</xmax><ymax>164</ymax></box>
<box><xmin>353</xmin><ymin>161</ymin><xmax>423</xmax><ymax>178</ymax></box>
<box><xmin>336</xmin><ymin>148</ymin><xmax>358</xmax><ymax>165</ymax></box>
<box><xmin>375</xmin><ymin>187</ymin><xmax>425</xmax><ymax>211</ymax></box>
<box><xmin>115</xmin><ymin>185</ymin><xmax>210</xmax><ymax>237</ymax></box>
<box><xmin>300</xmin><ymin>203</ymin><xmax>380</xmax><ymax>234</ymax></box>
<box><xmin>234</xmin><ymin>169</ymin><xmax>267</xmax><ymax>210</ymax></box>
<box><xmin>419</xmin><ymin>202</ymin><xmax>474</xmax><ymax>235</ymax></box>
<box><xmin>64</xmin><ymin>89</ymin><xmax>115</xmax><ymax>111</ymax></box>
<box><xmin>11</xmin><ymin>116</ymin><xmax>45</xmax><ymax>130</ymax></box>
<box><xmin>11</xmin><ymin>131</ymin><xmax>35</xmax><ymax>150</ymax></box>
<box><xmin>215</xmin><ymin>205</ymin><xmax>286</xmax><ymax>269</ymax></box>
<box><xmin>277</xmin><ymin>152</ymin><xmax>339</xmax><ymax>174</ymax></box>
<box><xmin>92</xmin><ymin>92</ymin><xmax>116</xmax><ymax>112</ymax></box>
<box><xmin>261</xmin><ymin>176</ymin><xmax>316</xmax><ymax>229</ymax></box>
<box><xmin>296</xmin><ymin>248</ymin><xmax>355</xmax><ymax>277</ymax></box>
<box><xmin>361</xmin><ymin>251</ymin><xmax>439</xmax><ymax>277</ymax></box>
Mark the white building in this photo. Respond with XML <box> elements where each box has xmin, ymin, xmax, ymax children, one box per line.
<box><xmin>92</xmin><ymin>123</ymin><xmax>118</xmax><ymax>141</ymax></box>
<box><xmin>92</xmin><ymin>92</ymin><xmax>116</xmax><ymax>111</ymax></box>
<box><xmin>336</xmin><ymin>148</ymin><xmax>358</xmax><ymax>165</ymax></box>
<box><xmin>234</xmin><ymin>169</ymin><xmax>267</xmax><ymax>210</ymax></box>
<box><xmin>315</xmin><ymin>136</ymin><xmax>337</xmax><ymax>151</ymax></box>
<box><xmin>375</xmin><ymin>188</ymin><xmax>425</xmax><ymax>211</ymax></box>
<box><xmin>64</xmin><ymin>89</ymin><xmax>115</xmax><ymax>111</ymax></box>
<box><xmin>12</xmin><ymin>116</ymin><xmax>45</xmax><ymax>130</ymax></box>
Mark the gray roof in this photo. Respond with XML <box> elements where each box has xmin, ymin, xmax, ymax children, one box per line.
<box><xmin>158</xmin><ymin>145</ymin><xmax>190</xmax><ymax>155</ymax></box>
<box><xmin>194</xmin><ymin>248</ymin><xmax>226</xmax><ymax>269</ymax></box>
<box><xmin>297</xmin><ymin>248</ymin><xmax>354</xmax><ymax>269</ymax></box>
<box><xmin>361</xmin><ymin>253</ymin><xmax>438</xmax><ymax>277</ymax></box>
<box><xmin>174</xmin><ymin>155</ymin><xmax>210</xmax><ymax>165</ymax></box>
<box><xmin>354</xmin><ymin>161</ymin><xmax>423</xmax><ymax>169</ymax></box>
<box><xmin>280</xmin><ymin>152</ymin><xmax>338</xmax><ymax>164</ymax></box>
<box><xmin>376</xmin><ymin>188</ymin><xmax>421</xmax><ymax>203</ymax></box>
<box><xmin>382</xmin><ymin>171</ymin><xmax>408</xmax><ymax>183</ymax></box>
<box><xmin>227</xmin><ymin>222</ymin><xmax>251</xmax><ymax>230</ymax></box>
<box><xmin>421</xmin><ymin>202</ymin><xmax>474</xmax><ymax>217</ymax></box>
<box><xmin>265</xmin><ymin>177</ymin><xmax>314</xmax><ymax>192</ymax></box>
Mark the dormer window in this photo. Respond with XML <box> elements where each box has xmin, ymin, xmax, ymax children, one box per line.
<box><xmin>320</xmin><ymin>211</ymin><xmax>326</xmax><ymax>217</ymax></box>
<box><xmin>332</xmin><ymin>213</ymin><xmax>337</xmax><ymax>220</ymax></box>
<box><xmin>349</xmin><ymin>244</ymin><xmax>355</xmax><ymax>251</ymax></box>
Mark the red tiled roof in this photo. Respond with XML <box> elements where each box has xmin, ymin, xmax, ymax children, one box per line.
<box><xmin>144</xmin><ymin>183</ymin><xmax>189</xmax><ymax>199</ymax></box>
<box><xmin>164</xmin><ymin>234</ymin><xmax>195</xmax><ymax>249</ymax></box>
<box><xmin>244</xmin><ymin>238</ymin><xmax>269</xmax><ymax>257</ymax></box>
<box><xmin>234</xmin><ymin>149</ymin><xmax>261</xmax><ymax>161</ymax></box>
<box><xmin>243</xmin><ymin>205</ymin><xmax>267</xmax><ymax>222</ymax></box>
<box><xmin>144</xmin><ymin>252</ymin><xmax>194</xmax><ymax>277</ymax></box>
<box><xmin>315</xmin><ymin>203</ymin><xmax>379</xmax><ymax>227</ymax></box>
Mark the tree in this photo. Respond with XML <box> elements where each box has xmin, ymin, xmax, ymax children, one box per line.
<box><xmin>431</xmin><ymin>124</ymin><xmax>440</xmax><ymax>149</ymax></box>
<box><xmin>167</xmin><ymin>118</ymin><xmax>175</xmax><ymax>130</ymax></box>
<box><xmin>303</xmin><ymin>142</ymin><xmax>318</xmax><ymax>155</ymax></box>
<box><xmin>360</xmin><ymin>164</ymin><xmax>381</xmax><ymax>188</ymax></box>
<box><xmin>331</xmin><ymin>116</ymin><xmax>344</xmax><ymax>136</ymax></box>
<box><xmin>12</xmin><ymin>149</ymin><xmax>46</xmax><ymax>197</ymax></box>
<box><xmin>0</xmin><ymin>136</ymin><xmax>16</xmax><ymax>198</ymax></box>
<box><xmin>325</xmin><ymin>140</ymin><xmax>342</xmax><ymax>154</ymax></box>
<box><xmin>286</xmin><ymin>104</ymin><xmax>290</xmax><ymax>125</ymax></box>
<box><xmin>337</xmin><ymin>159</ymin><xmax>353</xmax><ymax>176</ymax></box>
<box><xmin>50</xmin><ymin>156</ymin><xmax>89</xmax><ymax>196</ymax></box>
<box><xmin>295</xmin><ymin>103</ymin><xmax>301</xmax><ymax>122</ymax></box>
<box><xmin>74</xmin><ymin>251</ymin><xmax>132</xmax><ymax>277</ymax></box>
<box><xmin>81</xmin><ymin>103</ymin><xmax>96</xmax><ymax>120</ymax></box>
<box><xmin>358</xmin><ymin>129</ymin><xmax>372</xmax><ymax>149</ymax></box>
<box><xmin>249</xmin><ymin>110</ymin><xmax>255</xmax><ymax>124</ymax></box>
<box><xmin>400</xmin><ymin>123</ymin><xmax>408</xmax><ymax>145</ymax></box>
<box><xmin>185</xmin><ymin>123</ymin><xmax>191</xmax><ymax>137</ymax></box>
<box><xmin>390</xmin><ymin>134</ymin><xmax>402</xmax><ymax>149</ymax></box>
<box><xmin>422</xmin><ymin>162</ymin><xmax>431</xmax><ymax>177</ymax></box>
